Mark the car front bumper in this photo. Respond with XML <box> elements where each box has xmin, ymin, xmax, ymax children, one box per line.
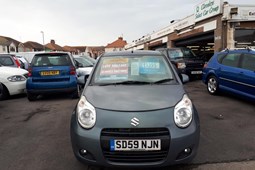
<box><xmin>70</xmin><ymin>106</ymin><xmax>200</xmax><ymax>168</ymax></box>
<box><xmin>5</xmin><ymin>81</ymin><xmax>26</xmax><ymax>96</ymax></box>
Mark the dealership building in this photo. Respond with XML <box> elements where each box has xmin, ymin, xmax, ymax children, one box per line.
<box><xmin>125</xmin><ymin>0</ymin><xmax>255</xmax><ymax>59</ymax></box>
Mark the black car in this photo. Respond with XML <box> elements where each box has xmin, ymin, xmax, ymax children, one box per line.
<box><xmin>157</xmin><ymin>47</ymin><xmax>204</xmax><ymax>79</ymax></box>
<box><xmin>70</xmin><ymin>50</ymin><xmax>200</xmax><ymax>168</ymax></box>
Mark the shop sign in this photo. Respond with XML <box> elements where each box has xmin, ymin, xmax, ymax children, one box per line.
<box><xmin>195</xmin><ymin>0</ymin><xmax>222</xmax><ymax>22</ymax></box>
<box><xmin>231</xmin><ymin>7</ymin><xmax>255</xmax><ymax>20</ymax></box>
<box><xmin>135</xmin><ymin>36</ymin><xmax>151</xmax><ymax>45</ymax></box>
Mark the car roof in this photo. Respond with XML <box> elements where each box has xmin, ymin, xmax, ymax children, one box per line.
<box><xmin>73</xmin><ymin>56</ymin><xmax>83</xmax><ymax>58</ymax></box>
<box><xmin>103</xmin><ymin>50</ymin><xmax>163</xmax><ymax>57</ymax></box>
<box><xmin>0</xmin><ymin>54</ymin><xmax>15</xmax><ymax>56</ymax></box>
<box><xmin>221</xmin><ymin>48</ymin><xmax>255</xmax><ymax>53</ymax></box>
<box><xmin>34</xmin><ymin>52</ymin><xmax>70</xmax><ymax>56</ymax></box>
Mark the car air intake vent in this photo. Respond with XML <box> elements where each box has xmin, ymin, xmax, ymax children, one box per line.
<box><xmin>101</xmin><ymin>128</ymin><xmax>170</xmax><ymax>163</ymax></box>
<box><xmin>101</xmin><ymin>128</ymin><xmax>169</xmax><ymax>137</ymax></box>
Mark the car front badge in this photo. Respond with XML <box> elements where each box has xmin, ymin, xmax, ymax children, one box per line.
<box><xmin>131</xmin><ymin>117</ymin><xmax>139</xmax><ymax>127</ymax></box>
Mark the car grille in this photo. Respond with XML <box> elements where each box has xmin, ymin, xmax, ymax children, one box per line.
<box><xmin>101</xmin><ymin>128</ymin><xmax>170</xmax><ymax>163</ymax></box>
<box><xmin>186</xmin><ymin>62</ymin><xmax>204</xmax><ymax>69</ymax></box>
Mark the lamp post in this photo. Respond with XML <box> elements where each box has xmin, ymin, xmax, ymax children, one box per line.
<box><xmin>40</xmin><ymin>31</ymin><xmax>45</xmax><ymax>51</ymax></box>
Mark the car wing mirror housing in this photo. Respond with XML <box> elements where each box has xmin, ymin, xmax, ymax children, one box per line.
<box><xmin>181</xmin><ymin>74</ymin><xmax>189</xmax><ymax>84</ymax></box>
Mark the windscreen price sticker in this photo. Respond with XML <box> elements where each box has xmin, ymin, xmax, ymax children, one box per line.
<box><xmin>100</xmin><ymin>58</ymin><xmax>128</xmax><ymax>76</ymax></box>
<box><xmin>110</xmin><ymin>139</ymin><xmax>161</xmax><ymax>151</ymax></box>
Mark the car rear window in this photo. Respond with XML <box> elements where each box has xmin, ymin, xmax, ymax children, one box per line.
<box><xmin>32</xmin><ymin>54</ymin><xmax>72</xmax><ymax>66</ymax></box>
<box><xmin>0</xmin><ymin>56</ymin><xmax>14</xmax><ymax>66</ymax></box>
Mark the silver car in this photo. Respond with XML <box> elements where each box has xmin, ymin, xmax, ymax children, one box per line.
<box><xmin>70</xmin><ymin>50</ymin><xmax>200</xmax><ymax>168</ymax></box>
<box><xmin>74</xmin><ymin>56</ymin><xmax>94</xmax><ymax>85</ymax></box>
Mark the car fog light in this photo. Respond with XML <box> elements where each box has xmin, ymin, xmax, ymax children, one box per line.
<box><xmin>80</xmin><ymin>149</ymin><xmax>87</xmax><ymax>155</ymax></box>
<box><xmin>184</xmin><ymin>148</ymin><xmax>191</xmax><ymax>153</ymax></box>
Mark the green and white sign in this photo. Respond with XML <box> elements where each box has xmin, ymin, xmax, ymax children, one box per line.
<box><xmin>195</xmin><ymin>0</ymin><xmax>222</xmax><ymax>22</ymax></box>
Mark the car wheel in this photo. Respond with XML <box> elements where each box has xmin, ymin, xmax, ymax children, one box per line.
<box><xmin>71</xmin><ymin>85</ymin><xmax>81</xmax><ymax>99</ymax></box>
<box><xmin>27</xmin><ymin>92</ymin><xmax>37</xmax><ymax>101</ymax></box>
<box><xmin>0</xmin><ymin>84</ymin><xmax>9</xmax><ymax>100</ymax></box>
<box><xmin>207</xmin><ymin>75</ymin><xmax>219</xmax><ymax>95</ymax></box>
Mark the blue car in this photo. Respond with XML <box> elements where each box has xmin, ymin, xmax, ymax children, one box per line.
<box><xmin>202</xmin><ymin>48</ymin><xmax>255</xmax><ymax>101</ymax></box>
<box><xmin>26</xmin><ymin>52</ymin><xmax>79</xmax><ymax>101</ymax></box>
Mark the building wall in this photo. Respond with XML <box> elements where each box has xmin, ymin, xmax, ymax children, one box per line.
<box><xmin>0</xmin><ymin>45</ymin><xmax>7</xmax><ymax>53</ymax></box>
<box><xmin>105</xmin><ymin>47</ymin><xmax>125</xmax><ymax>52</ymax></box>
<box><xmin>8</xmin><ymin>43</ymin><xmax>16</xmax><ymax>53</ymax></box>
<box><xmin>125</xmin><ymin>1</ymin><xmax>255</xmax><ymax>52</ymax></box>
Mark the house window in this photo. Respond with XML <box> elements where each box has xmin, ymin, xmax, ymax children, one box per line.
<box><xmin>235</xmin><ymin>29</ymin><xmax>255</xmax><ymax>47</ymax></box>
<box><xmin>10</xmin><ymin>46</ymin><xmax>16</xmax><ymax>52</ymax></box>
<box><xmin>2</xmin><ymin>46</ymin><xmax>6</xmax><ymax>52</ymax></box>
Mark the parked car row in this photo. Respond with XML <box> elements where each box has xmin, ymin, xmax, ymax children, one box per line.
<box><xmin>157</xmin><ymin>47</ymin><xmax>255</xmax><ymax>102</ymax></box>
<box><xmin>0</xmin><ymin>52</ymin><xmax>96</xmax><ymax>101</ymax></box>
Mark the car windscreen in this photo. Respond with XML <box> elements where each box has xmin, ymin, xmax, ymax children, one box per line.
<box><xmin>168</xmin><ymin>48</ymin><xmax>196</xmax><ymax>59</ymax></box>
<box><xmin>182</xmin><ymin>48</ymin><xmax>197</xmax><ymax>58</ymax></box>
<box><xmin>32</xmin><ymin>54</ymin><xmax>72</xmax><ymax>66</ymax></box>
<box><xmin>0</xmin><ymin>56</ymin><xmax>14</xmax><ymax>66</ymax></box>
<box><xmin>91</xmin><ymin>55</ymin><xmax>174</xmax><ymax>85</ymax></box>
<box><xmin>82</xmin><ymin>56</ymin><xmax>96</xmax><ymax>64</ymax></box>
<box><xmin>75</xmin><ymin>57</ymin><xmax>94</xmax><ymax>67</ymax></box>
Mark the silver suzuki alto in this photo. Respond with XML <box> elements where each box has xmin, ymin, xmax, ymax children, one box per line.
<box><xmin>70</xmin><ymin>50</ymin><xmax>200</xmax><ymax>168</ymax></box>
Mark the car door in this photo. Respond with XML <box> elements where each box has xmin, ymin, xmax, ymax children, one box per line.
<box><xmin>217</xmin><ymin>52</ymin><xmax>242</xmax><ymax>93</ymax></box>
<box><xmin>238</xmin><ymin>52</ymin><xmax>255</xmax><ymax>97</ymax></box>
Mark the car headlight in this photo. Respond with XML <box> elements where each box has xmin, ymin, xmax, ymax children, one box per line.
<box><xmin>77</xmin><ymin>96</ymin><xmax>96</xmax><ymax>129</ymax></box>
<box><xmin>177</xmin><ymin>62</ymin><xmax>186</xmax><ymax>69</ymax></box>
<box><xmin>7</xmin><ymin>75</ymin><xmax>26</xmax><ymax>82</ymax></box>
<box><xmin>174</xmin><ymin>94</ymin><xmax>193</xmax><ymax>128</ymax></box>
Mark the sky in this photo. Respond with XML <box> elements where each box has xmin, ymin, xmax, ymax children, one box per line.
<box><xmin>0</xmin><ymin>0</ymin><xmax>254</xmax><ymax>46</ymax></box>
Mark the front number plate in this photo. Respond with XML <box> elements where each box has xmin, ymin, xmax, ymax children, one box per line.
<box><xmin>191</xmin><ymin>71</ymin><xmax>202</xmax><ymax>74</ymax></box>
<box><xmin>110</xmin><ymin>139</ymin><xmax>161</xmax><ymax>151</ymax></box>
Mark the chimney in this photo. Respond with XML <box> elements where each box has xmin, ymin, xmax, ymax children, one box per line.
<box><xmin>118</xmin><ymin>37</ymin><xmax>123</xmax><ymax>40</ymax></box>
<box><xmin>50</xmin><ymin>40</ymin><xmax>55</xmax><ymax>44</ymax></box>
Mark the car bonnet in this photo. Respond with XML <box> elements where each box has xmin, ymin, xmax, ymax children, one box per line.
<box><xmin>0</xmin><ymin>66</ymin><xmax>28</xmax><ymax>75</ymax></box>
<box><xmin>84</xmin><ymin>85</ymin><xmax>185</xmax><ymax>111</ymax></box>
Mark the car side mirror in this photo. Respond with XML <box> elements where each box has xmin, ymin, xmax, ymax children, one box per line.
<box><xmin>78</xmin><ymin>63</ymin><xmax>83</xmax><ymax>67</ymax></box>
<box><xmin>75</xmin><ymin>61</ymin><xmax>83</xmax><ymax>68</ymax></box>
<box><xmin>181</xmin><ymin>74</ymin><xmax>189</xmax><ymax>84</ymax></box>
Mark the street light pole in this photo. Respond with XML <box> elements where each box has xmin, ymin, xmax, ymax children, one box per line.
<box><xmin>40</xmin><ymin>31</ymin><xmax>45</xmax><ymax>51</ymax></box>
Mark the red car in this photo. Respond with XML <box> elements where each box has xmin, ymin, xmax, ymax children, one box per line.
<box><xmin>0</xmin><ymin>54</ymin><xmax>22</xmax><ymax>68</ymax></box>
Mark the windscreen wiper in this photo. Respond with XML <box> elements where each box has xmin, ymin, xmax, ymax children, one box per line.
<box><xmin>152</xmin><ymin>78</ymin><xmax>174</xmax><ymax>84</ymax></box>
<box><xmin>97</xmin><ymin>80</ymin><xmax>151</xmax><ymax>86</ymax></box>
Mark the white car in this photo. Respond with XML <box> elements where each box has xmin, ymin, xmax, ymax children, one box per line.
<box><xmin>74</xmin><ymin>56</ymin><xmax>94</xmax><ymax>85</ymax></box>
<box><xmin>0</xmin><ymin>65</ymin><xmax>28</xmax><ymax>100</ymax></box>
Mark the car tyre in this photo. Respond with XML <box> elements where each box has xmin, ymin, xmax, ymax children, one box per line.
<box><xmin>27</xmin><ymin>92</ymin><xmax>37</xmax><ymax>101</ymax></box>
<box><xmin>207</xmin><ymin>75</ymin><xmax>219</xmax><ymax>95</ymax></box>
<box><xmin>0</xmin><ymin>84</ymin><xmax>9</xmax><ymax>100</ymax></box>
